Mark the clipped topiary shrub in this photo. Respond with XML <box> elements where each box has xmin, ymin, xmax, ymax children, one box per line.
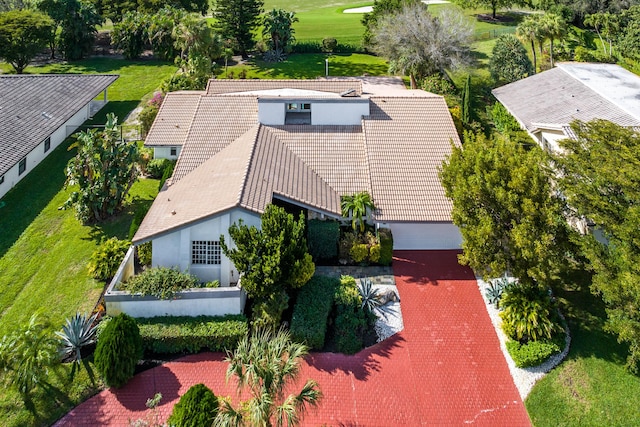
<box><xmin>94</xmin><ymin>313</ymin><xmax>143</xmax><ymax>388</ymax></box>
<box><xmin>137</xmin><ymin>315</ymin><xmax>248</xmax><ymax>354</ymax></box>
<box><xmin>167</xmin><ymin>383</ymin><xmax>219</xmax><ymax>427</ymax></box>
<box><xmin>378</xmin><ymin>228</ymin><xmax>393</xmax><ymax>266</ymax></box>
<box><xmin>88</xmin><ymin>237</ymin><xmax>131</xmax><ymax>281</ymax></box>
<box><xmin>332</xmin><ymin>275</ymin><xmax>366</xmax><ymax>354</ymax></box>
<box><xmin>290</xmin><ymin>276</ymin><xmax>338</xmax><ymax>349</ymax></box>
<box><xmin>123</xmin><ymin>267</ymin><xmax>200</xmax><ymax>299</ymax></box>
<box><xmin>505</xmin><ymin>335</ymin><xmax>563</xmax><ymax>368</ymax></box>
<box><xmin>307</xmin><ymin>219</ymin><xmax>340</xmax><ymax>262</ymax></box>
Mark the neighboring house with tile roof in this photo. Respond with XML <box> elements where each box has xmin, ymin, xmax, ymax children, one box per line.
<box><xmin>133</xmin><ymin>77</ymin><xmax>462</xmax><ymax>287</ymax></box>
<box><xmin>492</xmin><ymin>62</ymin><xmax>640</xmax><ymax>152</ymax></box>
<box><xmin>0</xmin><ymin>74</ymin><xmax>118</xmax><ymax>200</ymax></box>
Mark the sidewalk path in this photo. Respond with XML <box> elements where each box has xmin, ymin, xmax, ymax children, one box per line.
<box><xmin>55</xmin><ymin>251</ymin><xmax>531</xmax><ymax>426</ymax></box>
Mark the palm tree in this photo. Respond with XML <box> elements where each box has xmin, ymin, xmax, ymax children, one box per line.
<box><xmin>215</xmin><ymin>328</ymin><xmax>322</xmax><ymax>427</ymax></box>
<box><xmin>341</xmin><ymin>191</ymin><xmax>377</xmax><ymax>233</ymax></box>
<box><xmin>540</xmin><ymin>13</ymin><xmax>567</xmax><ymax>68</ymax></box>
<box><xmin>262</xmin><ymin>9</ymin><xmax>298</xmax><ymax>53</ymax></box>
<box><xmin>516</xmin><ymin>15</ymin><xmax>542</xmax><ymax>73</ymax></box>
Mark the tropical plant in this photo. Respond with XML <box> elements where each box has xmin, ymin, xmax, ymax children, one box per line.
<box><xmin>88</xmin><ymin>237</ymin><xmax>131</xmax><ymax>281</ymax></box>
<box><xmin>499</xmin><ymin>283</ymin><xmax>561</xmax><ymax>343</ymax></box>
<box><xmin>0</xmin><ymin>314</ymin><xmax>58</xmax><ymax>396</ymax></box>
<box><xmin>94</xmin><ymin>313</ymin><xmax>143</xmax><ymax>388</ymax></box>
<box><xmin>56</xmin><ymin>312</ymin><xmax>99</xmax><ymax>363</ymax></box>
<box><xmin>262</xmin><ymin>8</ymin><xmax>298</xmax><ymax>55</ymax></box>
<box><xmin>168</xmin><ymin>384</ymin><xmax>218</xmax><ymax>427</ymax></box>
<box><xmin>490</xmin><ymin>34</ymin><xmax>534</xmax><ymax>84</ymax></box>
<box><xmin>341</xmin><ymin>191</ymin><xmax>376</xmax><ymax>233</ymax></box>
<box><xmin>63</xmin><ymin>113</ymin><xmax>140</xmax><ymax>223</ymax></box>
<box><xmin>0</xmin><ymin>9</ymin><xmax>54</xmax><ymax>73</ymax></box>
<box><xmin>584</xmin><ymin>12</ymin><xmax>619</xmax><ymax>58</ymax></box>
<box><xmin>216</xmin><ymin>328</ymin><xmax>322</xmax><ymax>427</ymax></box>
<box><xmin>221</xmin><ymin>204</ymin><xmax>315</xmax><ymax>329</ymax></box>
<box><xmin>485</xmin><ymin>277</ymin><xmax>512</xmax><ymax>309</ymax></box>
<box><xmin>370</xmin><ymin>4</ymin><xmax>473</xmax><ymax>88</ymax></box>
<box><xmin>540</xmin><ymin>13</ymin><xmax>567</xmax><ymax>67</ymax></box>
<box><xmin>516</xmin><ymin>15</ymin><xmax>542</xmax><ymax>73</ymax></box>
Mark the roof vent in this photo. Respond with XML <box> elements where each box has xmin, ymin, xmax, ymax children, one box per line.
<box><xmin>41</xmin><ymin>112</ymin><xmax>52</xmax><ymax>119</ymax></box>
<box><xmin>340</xmin><ymin>89</ymin><xmax>356</xmax><ymax>97</ymax></box>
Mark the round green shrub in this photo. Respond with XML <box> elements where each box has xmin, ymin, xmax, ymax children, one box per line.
<box><xmin>350</xmin><ymin>243</ymin><xmax>369</xmax><ymax>263</ymax></box>
<box><xmin>94</xmin><ymin>313</ymin><xmax>143</xmax><ymax>388</ymax></box>
<box><xmin>506</xmin><ymin>336</ymin><xmax>563</xmax><ymax>368</ymax></box>
<box><xmin>167</xmin><ymin>383</ymin><xmax>219</xmax><ymax>427</ymax></box>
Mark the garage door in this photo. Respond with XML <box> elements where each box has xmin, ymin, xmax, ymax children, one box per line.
<box><xmin>388</xmin><ymin>223</ymin><xmax>462</xmax><ymax>250</ymax></box>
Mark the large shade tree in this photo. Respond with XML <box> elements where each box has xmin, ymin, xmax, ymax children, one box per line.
<box><xmin>451</xmin><ymin>0</ymin><xmax>515</xmax><ymax>19</ymax></box>
<box><xmin>221</xmin><ymin>204</ymin><xmax>315</xmax><ymax>329</ymax></box>
<box><xmin>214</xmin><ymin>0</ymin><xmax>263</xmax><ymax>57</ymax></box>
<box><xmin>0</xmin><ymin>10</ymin><xmax>53</xmax><ymax>73</ymax></box>
<box><xmin>551</xmin><ymin>119</ymin><xmax>640</xmax><ymax>373</ymax></box>
<box><xmin>370</xmin><ymin>4</ymin><xmax>473</xmax><ymax>88</ymax></box>
<box><xmin>216</xmin><ymin>328</ymin><xmax>322</xmax><ymax>427</ymax></box>
<box><xmin>63</xmin><ymin>113</ymin><xmax>140</xmax><ymax>223</ymax></box>
<box><xmin>439</xmin><ymin>132</ymin><xmax>573</xmax><ymax>286</ymax></box>
<box><xmin>361</xmin><ymin>0</ymin><xmax>424</xmax><ymax>47</ymax></box>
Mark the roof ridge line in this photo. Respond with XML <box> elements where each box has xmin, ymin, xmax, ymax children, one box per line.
<box><xmin>166</xmin><ymin>94</ymin><xmax>205</xmax><ymax>185</ymax></box>
<box><xmin>237</xmin><ymin>124</ymin><xmax>262</xmax><ymax>207</ymax></box>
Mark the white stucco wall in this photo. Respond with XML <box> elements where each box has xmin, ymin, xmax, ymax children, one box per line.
<box><xmin>0</xmin><ymin>102</ymin><xmax>92</xmax><ymax>200</ymax></box>
<box><xmin>152</xmin><ymin>209</ymin><xmax>261</xmax><ymax>286</ymax></box>
<box><xmin>258</xmin><ymin>102</ymin><xmax>286</xmax><ymax>125</ymax></box>
<box><xmin>311</xmin><ymin>101</ymin><xmax>369</xmax><ymax>125</ymax></box>
<box><xmin>153</xmin><ymin>146</ymin><xmax>181</xmax><ymax>160</ymax></box>
<box><xmin>539</xmin><ymin>129</ymin><xmax>567</xmax><ymax>153</ymax></box>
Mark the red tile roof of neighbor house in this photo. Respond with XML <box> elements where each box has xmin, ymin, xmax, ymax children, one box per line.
<box><xmin>133</xmin><ymin>78</ymin><xmax>460</xmax><ymax>243</ymax></box>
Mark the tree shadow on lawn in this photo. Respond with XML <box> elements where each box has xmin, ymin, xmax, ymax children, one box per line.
<box><xmin>306</xmin><ymin>333</ymin><xmax>406</xmax><ymax>381</ymax></box>
<box><xmin>86</xmin><ymin>192</ymin><xmax>155</xmax><ymax>243</ymax></box>
<box><xmin>27</xmin><ymin>58</ymin><xmax>172</xmax><ymax>75</ymax></box>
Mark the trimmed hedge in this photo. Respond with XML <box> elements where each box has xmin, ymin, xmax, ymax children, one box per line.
<box><xmin>290</xmin><ymin>276</ymin><xmax>338</xmax><ymax>349</ymax></box>
<box><xmin>307</xmin><ymin>219</ymin><xmax>340</xmax><ymax>261</ymax></box>
<box><xmin>505</xmin><ymin>335</ymin><xmax>563</xmax><ymax>368</ymax></box>
<box><xmin>333</xmin><ymin>275</ymin><xmax>366</xmax><ymax>354</ymax></box>
<box><xmin>137</xmin><ymin>315</ymin><xmax>248</xmax><ymax>354</ymax></box>
<box><xmin>379</xmin><ymin>228</ymin><xmax>393</xmax><ymax>266</ymax></box>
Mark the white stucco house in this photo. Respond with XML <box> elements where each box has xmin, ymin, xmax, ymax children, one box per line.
<box><xmin>0</xmin><ymin>74</ymin><xmax>118</xmax><ymax>200</ymax></box>
<box><xmin>133</xmin><ymin>77</ymin><xmax>463</xmax><ymax>287</ymax></box>
<box><xmin>492</xmin><ymin>62</ymin><xmax>640</xmax><ymax>152</ymax></box>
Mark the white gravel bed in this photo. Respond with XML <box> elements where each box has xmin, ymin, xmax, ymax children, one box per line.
<box><xmin>476</xmin><ymin>277</ymin><xmax>571</xmax><ymax>399</ymax></box>
<box><xmin>371</xmin><ymin>283</ymin><xmax>404</xmax><ymax>342</ymax></box>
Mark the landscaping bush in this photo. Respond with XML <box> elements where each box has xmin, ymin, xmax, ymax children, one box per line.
<box><xmin>322</xmin><ymin>37</ymin><xmax>337</xmax><ymax>53</ymax></box>
<box><xmin>87</xmin><ymin>237</ymin><xmax>131</xmax><ymax>281</ymax></box>
<box><xmin>137</xmin><ymin>242</ymin><xmax>152</xmax><ymax>266</ymax></box>
<box><xmin>146</xmin><ymin>158</ymin><xmax>173</xmax><ymax>179</ymax></box>
<box><xmin>137</xmin><ymin>315</ymin><xmax>248</xmax><ymax>354</ymax></box>
<box><xmin>307</xmin><ymin>219</ymin><xmax>340</xmax><ymax>261</ymax></box>
<box><xmin>122</xmin><ymin>267</ymin><xmax>200</xmax><ymax>299</ymax></box>
<box><xmin>490</xmin><ymin>103</ymin><xmax>521</xmax><ymax>136</ymax></box>
<box><xmin>159</xmin><ymin>160</ymin><xmax>175</xmax><ymax>190</ymax></box>
<box><xmin>500</xmin><ymin>283</ymin><xmax>562</xmax><ymax>343</ymax></box>
<box><xmin>421</xmin><ymin>74</ymin><xmax>457</xmax><ymax>96</ymax></box>
<box><xmin>139</xmin><ymin>92</ymin><xmax>163</xmax><ymax>137</ymax></box>
<box><xmin>167</xmin><ymin>383</ymin><xmax>218</xmax><ymax>427</ymax></box>
<box><xmin>369</xmin><ymin>243</ymin><xmax>381</xmax><ymax>263</ymax></box>
<box><xmin>332</xmin><ymin>275</ymin><xmax>366</xmax><ymax>354</ymax></box>
<box><xmin>379</xmin><ymin>228</ymin><xmax>393</xmax><ymax>266</ymax></box>
<box><xmin>350</xmin><ymin>243</ymin><xmax>369</xmax><ymax>263</ymax></box>
<box><xmin>290</xmin><ymin>276</ymin><xmax>338</xmax><ymax>349</ymax></box>
<box><xmin>506</xmin><ymin>335</ymin><xmax>562</xmax><ymax>368</ymax></box>
<box><xmin>94</xmin><ymin>313</ymin><xmax>143</xmax><ymax>388</ymax></box>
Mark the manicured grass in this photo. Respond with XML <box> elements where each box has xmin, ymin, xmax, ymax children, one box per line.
<box><xmin>0</xmin><ymin>58</ymin><xmax>170</xmax><ymax>426</ymax></box>
<box><xmin>525</xmin><ymin>274</ymin><xmax>640</xmax><ymax>426</ymax></box>
<box><xmin>216</xmin><ymin>52</ymin><xmax>389</xmax><ymax>79</ymax></box>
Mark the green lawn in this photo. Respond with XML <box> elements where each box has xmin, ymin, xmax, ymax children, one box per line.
<box><xmin>526</xmin><ymin>275</ymin><xmax>640</xmax><ymax>426</ymax></box>
<box><xmin>0</xmin><ymin>58</ymin><xmax>172</xmax><ymax>426</ymax></box>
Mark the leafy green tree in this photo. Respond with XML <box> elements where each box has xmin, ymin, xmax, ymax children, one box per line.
<box><xmin>451</xmin><ymin>0</ymin><xmax>515</xmax><ymax>19</ymax></box>
<box><xmin>0</xmin><ymin>314</ymin><xmax>58</xmax><ymax>398</ymax></box>
<box><xmin>551</xmin><ymin>119</ymin><xmax>640</xmax><ymax>372</ymax></box>
<box><xmin>221</xmin><ymin>204</ymin><xmax>315</xmax><ymax>329</ymax></box>
<box><xmin>584</xmin><ymin>12</ymin><xmax>619</xmax><ymax>58</ymax></box>
<box><xmin>173</xmin><ymin>12</ymin><xmax>221</xmax><ymax>60</ymax></box>
<box><xmin>490</xmin><ymin>33</ymin><xmax>534</xmax><ymax>84</ymax></box>
<box><xmin>214</xmin><ymin>0</ymin><xmax>263</xmax><ymax>57</ymax></box>
<box><xmin>111</xmin><ymin>10</ymin><xmax>149</xmax><ymax>59</ymax></box>
<box><xmin>361</xmin><ymin>0</ymin><xmax>423</xmax><ymax>48</ymax></box>
<box><xmin>370</xmin><ymin>4</ymin><xmax>472</xmax><ymax>88</ymax></box>
<box><xmin>147</xmin><ymin>6</ymin><xmax>184</xmax><ymax>60</ymax></box>
<box><xmin>540</xmin><ymin>12</ymin><xmax>567</xmax><ymax>67</ymax></box>
<box><xmin>0</xmin><ymin>10</ymin><xmax>53</xmax><ymax>73</ymax></box>
<box><xmin>341</xmin><ymin>191</ymin><xmax>376</xmax><ymax>233</ymax></box>
<box><xmin>516</xmin><ymin>15</ymin><xmax>543</xmax><ymax>72</ymax></box>
<box><xmin>262</xmin><ymin>8</ymin><xmax>298</xmax><ymax>53</ymax></box>
<box><xmin>94</xmin><ymin>313</ymin><xmax>143</xmax><ymax>388</ymax></box>
<box><xmin>619</xmin><ymin>6</ymin><xmax>640</xmax><ymax>61</ymax></box>
<box><xmin>216</xmin><ymin>328</ymin><xmax>322</xmax><ymax>427</ymax></box>
<box><xmin>439</xmin><ymin>132</ymin><xmax>572</xmax><ymax>286</ymax></box>
<box><xmin>63</xmin><ymin>113</ymin><xmax>140</xmax><ymax>223</ymax></box>
<box><xmin>39</xmin><ymin>0</ymin><xmax>103</xmax><ymax>60</ymax></box>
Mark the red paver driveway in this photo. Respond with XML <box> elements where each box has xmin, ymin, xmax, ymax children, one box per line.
<box><xmin>56</xmin><ymin>251</ymin><xmax>531</xmax><ymax>426</ymax></box>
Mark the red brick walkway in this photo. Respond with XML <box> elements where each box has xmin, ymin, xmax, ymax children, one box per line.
<box><xmin>55</xmin><ymin>251</ymin><xmax>531</xmax><ymax>426</ymax></box>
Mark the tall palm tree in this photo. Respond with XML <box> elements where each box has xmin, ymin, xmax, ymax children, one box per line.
<box><xmin>341</xmin><ymin>191</ymin><xmax>377</xmax><ymax>233</ymax></box>
<box><xmin>516</xmin><ymin>15</ymin><xmax>542</xmax><ymax>73</ymax></box>
<box><xmin>540</xmin><ymin>13</ymin><xmax>567</xmax><ymax>68</ymax></box>
<box><xmin>262</xmin><ymin>9</ymin><xmax>298</xmax><ymax>53</ymax></box>
<box><xmin>215</xmin><ymin>328</ymin><xmax>322</xmax><ymax>427</ymax></box>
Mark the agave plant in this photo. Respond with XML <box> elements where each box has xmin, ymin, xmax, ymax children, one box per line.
<box><xmin>485</xmin><ymin>277</ymin><xmax>512</xmax><ymax>309</ymax></box>
<box><xmin>56</xmin><ymin>312</ymin><xmax>99</xmax><ymax>363</ymax></box>
<box><xmin>357</xmin><ymin>278</ymin><xmax>395</xmax><ymax>320</ymax></box>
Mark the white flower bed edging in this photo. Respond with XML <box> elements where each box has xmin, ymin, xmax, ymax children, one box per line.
<box><xmin>476</xmin><ymin>277</ymin><xmax>571</xmax><ymax>400</ymax></box>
